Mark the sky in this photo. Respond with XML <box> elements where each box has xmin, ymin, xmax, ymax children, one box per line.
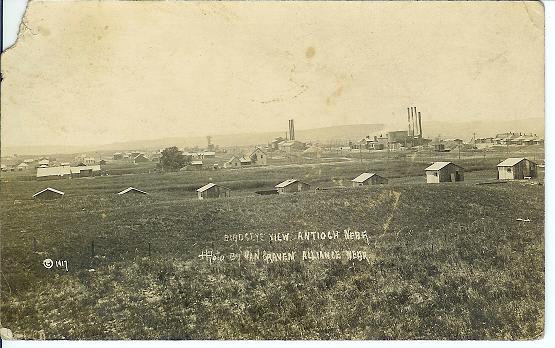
<box><xmin>1</xmin><ymin>0</ymin><xmax>544</xmax><ymax>148</ymax></box>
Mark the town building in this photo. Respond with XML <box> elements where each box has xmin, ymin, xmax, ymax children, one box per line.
<box><xmin>17</xmin><ymin>163</ymin><xmax>29</xmax><ymax>171</ymax></box>
<box><xmin>36</xmin><ymin>166</ymin><xmax>72</xmax><ymax>180</ymax></box>
<box><xmin>134</xmin><ymin>154</ymin><xmax>149</xmax><ymax>164</ymax></box>
<box><xmin>250</xmin><ymin>148</ymin><xmax>267</xmax><ymax>165</ymax></box>
<box><xmin>223</xmin><ymin>156</ymin><xmax>242</xmax><ymax>169</ymax></box>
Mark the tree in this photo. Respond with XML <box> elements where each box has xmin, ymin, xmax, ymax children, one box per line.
<box><xmin>160</xmin><ymin>147</ymin><xmax>189</xmax><ymax>171</ymax></box>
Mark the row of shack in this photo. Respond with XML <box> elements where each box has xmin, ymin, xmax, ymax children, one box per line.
<box><xmin>31</xmin><ymin>157</ymin><xmax>539</xmax><ymax>200</ymax></box>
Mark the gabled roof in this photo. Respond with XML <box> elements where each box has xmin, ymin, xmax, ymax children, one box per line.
<box><xmin>17</xmin><ymin>163</ymin><xmax>29</xmax><ymax>167</ymax></box>
<box><xmin>197</xmin><ymin>183</ymin><xmax>230</xmax><ymax>192</ymax></box>
<box><xmin>497</xmin><ymin>157</ymin><xmax>535</xmax><ymax>167</ymax></box>
<box><xmin>38</xmin><ymin>159</ymin><xmax>49</xmax><ymax>164</ymax></box>
<box><xmin>134</xmin><ymin>154</ymin><xmax>147</xmax><ymax>159</ymax></box>
<box><xmin>33</xmin><ymin>187</ymin><xmax>65</xmax><ymax>197</ymax></box>
<box><xmin>250</xmin><ymin>147</ymin><xmax>267</xmax><ymax>156</ymax></box>
<box><xmin>275</xmin><ymin>179</ymin><xmax>307</xmax><ymax>188</ymax></box>
<box><xmin>239</xmin><ymin>156</ymin><xmax>251</xmax><ymax>163</ymax></box>
<box><xmin>225</xmin><ymin>156</ymin><xmax>240</xmax><ymax>164</ymax></box>
<box><xmin>117</xmin><ymin>187</ymin><xmax>148</xmax><ymax>195</ymax></box>
<box><xmin>191</xmin><ymin>160</ymin><xmax>203</xmax><ymax>165</ymax></box>
<box><xmin>425</xmin><ymin>162</ymin><xmax>462</xmax><ymax>171</ymax></box>
<box><xmin>352</xmin><ymin>173</ymin><xmax>378</xmax><ymax>183</ymax></box>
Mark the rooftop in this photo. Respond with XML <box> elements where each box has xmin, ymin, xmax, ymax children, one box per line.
<box><xmin>352</xmin><ymin>173</ymin><xmax>377</xmax><ymax>183</ymax></box>
<box><xmin>33</xmin><ymin>187</ymin><xmax>64</xmax><ymax>197</ymax></box>
<box><xmin>425</xmin><ymin>162</ymin><xmax>462</xmax><ymax>171</ymax></box>
<box><xmin>497</xmin><ymin>157</ymin><xmax>535</xmax><ymax>167</ymax></box>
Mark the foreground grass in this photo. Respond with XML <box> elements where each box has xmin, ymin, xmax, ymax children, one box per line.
<box><xmin>0</xmin><ymin>179</ymin><xmax>544</xmax><ymax>340</ymax></box>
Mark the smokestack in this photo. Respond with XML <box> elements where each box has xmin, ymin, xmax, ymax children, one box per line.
<box><xmin>412</xmin><ymin>107</ymin><xmax>417</xmax><ymax>138</ymax></box>
<box><xmin>407</xmin><ymin>107</ymin><xmax>411</xmax><ymax>136</ymax></box>
<box><xmin>418</xmin><ymin>111</ymin><xmax>422</xmax><ymax>138</ymax></box>
<box><xmin>289</xmin><ymin>119</ymin><xmax>295</xmax><ymax>141</ymax></box>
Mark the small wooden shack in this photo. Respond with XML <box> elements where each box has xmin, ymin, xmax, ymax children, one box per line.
<box><xmin>351</xmin><ymin>173</ymin><xmax>388</xmax><ymax>187</ymax></box>
<box><xmin>117</xmin><ymin>187</ymin><xmax>148</xmax><ymax>195</ymax></box>
<box><xmin>497</xmin><ymin>158</ymin><xmax>537</xmax><ymax>180</ymax></box>
<box><xmin>275</xmin><ymin>179</ymin><xmax>311</xmax><ymax>194</ymax></box>
<box><xmin>197</xmin><ymin>183</ymin><xmax>231</xmax><ymax>200</ymax></box>
<box><xmin>33</xmin><ymin>187</ymin><xmax>64</xmax><ymax>200</ymax></box>
<box><xmin>425</xmin><ymin>162</ymin><xmax>464</xmax><ymax>183</ymax></box>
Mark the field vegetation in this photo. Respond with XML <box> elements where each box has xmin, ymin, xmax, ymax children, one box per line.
<box><xmin>0</xmin><ymin>150</ymin><xmax>544</xmax><ymax>340</ymax></box>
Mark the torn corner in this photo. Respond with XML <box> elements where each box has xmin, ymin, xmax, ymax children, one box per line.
<box><xmin>2</xmin><ymin>0</ymin><xmax>31</xmax><ymax>52</ymax></box>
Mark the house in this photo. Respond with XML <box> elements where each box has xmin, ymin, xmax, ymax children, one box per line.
<box><xmin>275</xmin><ymin>179</ymin><xmax>311</xmax><ymax>194</ymax></box>
<box><xmin>117</xmin><ymin>187</ymin><xmax>148</xmax><ymax>195</ymax></box>
<box><xmin>17</xmin><ymin>163</ymin><xmax>29</xmax><ymax>171</ymax></box>
<box><xmin>351</xmin><ymin>173</ymin><xmax>388</xmax><ymax>187</ymax></box>
<box><xmin>36</xmin><ymin>166</ymin><xmax>72</xmax><ymax>180</ymax></box>
<box><xmin>84</xmin><ymin>157</ymin><xmax>96</xmax><ymax>165</ymax></box>
<box><xmin>497</xmin><ymin>158</ymin><xmax>537</xmax><ymax>180</ymax></box>
<box><xmin>113</xmin><ymin>152</ymin><xmax>123</xmax><ymax>160</ymax></box>
<box><xmin>425</xmin><ymin>162</ymin><xmax>464</xmax><ymax>183</ymax></box>
<box><xmin>70</xmin><ymin>165</ymin><xmax>101</xmax><ymax>178</ymax></box>
<box><xmin>38</xmin><ymin>158</ymin><xmax>50</xmax><ymax>166</ymax></box>
<box><xmin>134</xmin><ymin>154</ymin><xmax>149</xmax><ymax>164</ymax></box>
<box><xmin>239</xmin><ymin>156</ymin><xmax>252</xmax><ymax>166</ymax></box>
<box><xmin>250</xmin><ymin>148</ymin><xmax>267</xmax><ymax>166</ymax></box>
<box><xmin>23</xmin><ymin>159</ymin><xmax>35</xmax><ymax>164</ymax></box>
<box><xmin>202</xmin><ymin>151</ymin><xmax>216</xmax><ymax>158</ymax></box>
<box><xmin>190</xmin><ymin>160</ymin><xmax>203</xmax><ymax>170</ymax></box>
<box><xmin>33</xmin><ymin>187</ymin><xmax>64</xmax><ymax>200</ymax></box>
<box><xmin>99</xmin><ymin>159</ymin><xmax>107</xmax><ymax>165</ymax></box>
<box><xmin>196</xmin><ymin>183</ymin><xmax>231</xmax><ymax>200</ymax></box>
<box><xmin>223</xmin><ymin>156</ymin><xmax>242</xmax><ymax>169</ymax></box>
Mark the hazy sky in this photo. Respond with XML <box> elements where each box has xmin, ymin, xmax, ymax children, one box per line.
<box><xmin>1</xmin><ymin>1</ymin><xmax>544</xmax><ymax>147</ymax></box>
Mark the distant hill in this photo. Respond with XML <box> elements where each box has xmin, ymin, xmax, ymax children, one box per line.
<box><xmin>1</xmin><ymin>118</ymin><xmax>544</xmax><ymax>156</ymax></box>
<box><xmin>415</xmin><ymin>117</ymin><xmax>544</xmax><ymax>141</ymax></box>
<box><xmin>1</xmin><ymin>124</ymin><xmax>386</xmax><ymax>156</ymax></box>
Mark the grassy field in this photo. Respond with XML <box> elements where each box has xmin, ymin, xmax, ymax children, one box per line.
<box><xmin>0</xmin><ymin>154</ymin><xmax>544</xmax><ymax>340</ymax></box>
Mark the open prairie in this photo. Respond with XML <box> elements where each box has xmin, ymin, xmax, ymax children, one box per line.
<box><xmin>0</xmin><ymin>153</ymin><xmax>544</xmax><ymax>340</ymax></box>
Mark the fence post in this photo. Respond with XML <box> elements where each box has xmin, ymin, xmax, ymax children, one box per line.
<box><xmin>91</xmin><ymin>240</ymin><xmax>95</xmax><ymax>257</ymax></box>
<box><xmin>148</xmin><ymin>242</ymin><xmax>151</xmax><ymax>257</ymax></box>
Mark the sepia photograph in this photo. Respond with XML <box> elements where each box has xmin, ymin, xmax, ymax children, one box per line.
<box><xmin>0</xmin><ymin>0</ymin><xmax>546</xmax><ymax>342</ymax></box>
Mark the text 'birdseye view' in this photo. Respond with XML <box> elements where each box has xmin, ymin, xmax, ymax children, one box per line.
<box><xmin>0</xmin><ymin>0</ymin><xmax>544</xmax><ymax>341</ymax></box>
